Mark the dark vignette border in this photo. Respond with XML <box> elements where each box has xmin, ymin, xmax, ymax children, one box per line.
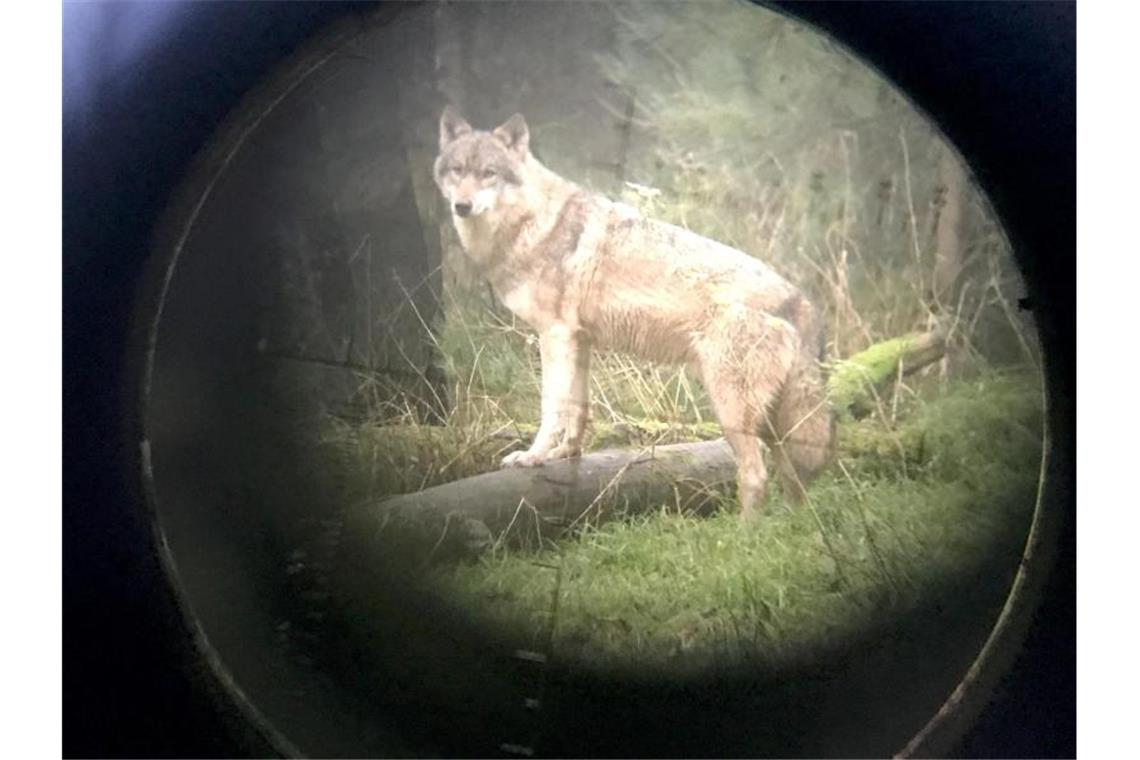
<box><xmin>772</xmin><ymin>4</ymin><xmax>1075</xmax><ymax>756</ymax></box>
<box><xmin>769</xmin><ymin>2</ymin><xmax>1075</xmax><ymax>756</ymax></box>
<box><xmin>63</xmin><ymin>2</ymin><xmax>1075</xmax><ymax>757</ymax></box>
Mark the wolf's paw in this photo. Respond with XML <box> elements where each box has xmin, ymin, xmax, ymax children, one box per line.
<box><xmin>545</xmin><ymin>444</ymin><xmax>582</xmax><ymax>462</ymax></box>
<box><xmin>502</xmin><ymin>450</ymin><xmax>546</xmax><ymax>468</ymax></box>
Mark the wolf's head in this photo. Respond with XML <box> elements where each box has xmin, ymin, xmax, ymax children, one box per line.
<box><xmin>434</xmin><ymin>107</ymin><xmax>530</xmax><ymax>220</ymax></box>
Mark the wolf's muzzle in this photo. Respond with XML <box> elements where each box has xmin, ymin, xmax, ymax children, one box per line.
<box><xmin>453</xmin><ymin>201</ymin><xmax>473</xmax><ymax>217</ymax></box>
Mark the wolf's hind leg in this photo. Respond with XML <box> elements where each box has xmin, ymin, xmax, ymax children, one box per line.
<box><xmin>698</xmin><ymin>361</ymin><xmax>774</xmax><ymax>523</ymax></box>
<box><xmin>723</xmin><ymin>426</ymin><xmax>770</xmax><ymax>524</ymax></box>
<box><xmin>697</xmin><ymin>312</ymin><xmax>799</xmax><ymax>521</ymax></box>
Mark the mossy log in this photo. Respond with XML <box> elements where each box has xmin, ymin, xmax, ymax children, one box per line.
<box><xmin>346</xmin><ymin>331</ymin><xmax>946</xmax><ymax>561</ymax></box>
<box><xmin>827</xmin><ymin>330</ymin><xmax>946</xmax><ymax>417</ymax></box>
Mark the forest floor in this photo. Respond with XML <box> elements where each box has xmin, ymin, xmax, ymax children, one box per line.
<box><xmin>278</xmin><ymin>364</ymin><xmax>1045</xmax><ymax>755</ymax></box>
<box><xmin>326</xmin><ymin>367</ymin><xmax>1043</xmax><ymax>673</ymax></box>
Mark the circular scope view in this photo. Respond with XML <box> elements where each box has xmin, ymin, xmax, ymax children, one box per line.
<box><xmin>142</xmin><ymin>2</ymin><xmax>1045</xmax><ymax>756</ymax></box>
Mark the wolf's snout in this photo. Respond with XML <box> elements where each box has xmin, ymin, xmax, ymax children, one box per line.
<box><xmin>454</xmin><ymin>201</ymin><xmax>473</xmax><ymax>217</ymax></box>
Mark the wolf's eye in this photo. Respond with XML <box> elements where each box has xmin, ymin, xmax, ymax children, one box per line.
<box><xmin>447</xmin><ymin>166</ymin><xmax>461</xmax><ymax>176</ymax></box>
<box><xmin>480</xmin><ymin>169</ymin><xmax>498</xmax><ymax>180</ymax></box>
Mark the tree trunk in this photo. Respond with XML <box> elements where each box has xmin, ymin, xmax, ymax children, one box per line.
<box><xmin>931</xmin><ymin>146</ymin><xmax>965</xmax><ymax>306</ymax></box>
<box><xmin>432</xmin><ymin>1</ymin><xmax>486</xmax><ymax>303</ymax></box>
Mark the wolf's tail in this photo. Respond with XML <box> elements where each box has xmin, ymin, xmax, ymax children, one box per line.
<box><xmin>772</xmin><ymin>354</ymin><xmax>836</xmax><ymax>492</ymax></box>
<box><xmin>764</xmin><ymin>297</ymin><xmax>836</xmax><ymax>503</ymax></box>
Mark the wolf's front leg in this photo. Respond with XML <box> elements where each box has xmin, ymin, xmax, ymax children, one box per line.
<box><xmin>546</xmin><ymin>331</ymin><xmax>591</xmax><ymax>462</ymax></box>
<box><xmin>502</xmin><ymin>325</ymin><xmax>590</xmax><ymax>468</ymax></box>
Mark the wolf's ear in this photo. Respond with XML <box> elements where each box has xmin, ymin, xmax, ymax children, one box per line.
<box><xmin>492</xmin><ymin>113</ymin><xmax>530</xmax><ymax>155</ymax></box>
<box><xmin>440</xmin><ymin>106</ymin><xmax>472</xmax><ymax>150</ymax></box>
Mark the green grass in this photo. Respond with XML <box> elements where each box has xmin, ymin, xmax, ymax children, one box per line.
<box><xmin>417</xmin><ymin>369</ymin><xmax>1043</xmax><ymax>674</ymax></box>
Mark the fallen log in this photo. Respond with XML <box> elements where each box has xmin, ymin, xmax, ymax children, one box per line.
<box><xmin>828</xmin><ymin>330</ymin><xmax>946</xmax><ymax>417</ymax></box>
<box><xmin>344</xmin><ymin>439</ymin><xmax>738</xmax><ymax>561</ymax></box>
<box><xmin>345</xmin><ymin>331</ymin><xmax>947</xmax><ymax>561</ymax></box>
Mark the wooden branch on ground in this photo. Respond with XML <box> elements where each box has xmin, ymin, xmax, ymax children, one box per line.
<box><xmin>343</xmin><ymin>440</ymin><xmax>738</xmax><ymax>561</ymax></box>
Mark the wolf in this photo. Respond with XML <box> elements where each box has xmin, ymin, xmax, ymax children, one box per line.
<box><xmin>433</xmin><ymin>107</ymin><xmax>835</xmax><ymax>520</ymax></box>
